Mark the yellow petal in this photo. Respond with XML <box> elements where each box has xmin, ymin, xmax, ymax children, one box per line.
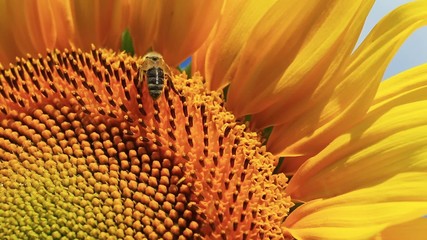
<box><xmin>128</xmin><ymin>0</ymin><xmax>161</xmax><ymax>56</ymax></box>
<box><xmin>0</xmin><ymin>0</ymin><xmax>74</xmax><ymax>64</ymax></box>
<box><xmin>267</xmin><ymin>1</ymin><xmax>427</xmax><ymax>157</ymax></box>
<box><xmin>225</xmin><ymin>1</ymin><xmax>372</xmax><ymax>116</ymax></box>
<box><xmin>286</xmin><ymin>63</ymin><xmax>427</xmax><ymax>200</ymax></box>
<box><xmin>376</xmin><ymin>218</ymin><xmax>427</xmax><ymax>240</ymax></box>
<box><xmin>192</xmin><ymin>0</ymin><xmax>277</xmax><ymax>90</ymax></box>
<box><xmin>0</xmin><ymin>0</ymin><xmax>132</xmax><ymax>64</ymax></box>
<box><xmin>71</xmin><ymin>0</ymin><xmax>131</xmax><ymax>50</ymax></box>
<box><xmin>373</xmin><ymin>65</ymin><xmax>427</xmax><ymax>109</ymax></box>
<box><xmin>0</xmin><ymin>0</ymin><xmax>20</xmax><ymax>63</ymax></box>
<box><xmin>285</xmin><ymin>173</ymin><xmax>427</xmax><ymax>240</ymax></box>
<box><xmin>147</xmin><ymin>0</ymin><xmax>223</xmax><ymax>66</ymax></box>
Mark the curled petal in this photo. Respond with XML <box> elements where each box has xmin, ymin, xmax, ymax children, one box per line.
<box><xmin>287</xmin><ymin>63</ymin><xmax>427</xmax><ymax>200</ymax></box>
<box><xmin>267</xmin><ymin>0</ymin><xmax>427</xmax><ymax>157</ymax></box>
<box><xmin>285</xmin><ymin>173</ymin><xmax>427</xmax><ymax>240</ymax></box>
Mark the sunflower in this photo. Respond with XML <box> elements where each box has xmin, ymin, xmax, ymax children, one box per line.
<box><xmin>0</xmin><ymin>1</ymin><xmax>426</xmax><ymax>239</ymax></box>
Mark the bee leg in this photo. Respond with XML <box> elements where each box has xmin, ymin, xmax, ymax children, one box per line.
<box><xmin>134</xmin><ymin>71</ymin><xmax>140</xmax><ymax>87</ymax></box>
<box><xmin>161</xmin><ymin>63</ymin><xmax>180</xmax><ymax>96</ymax></box>
<box><xmin>166</xmin><ymin>75</ymin><xmax>181</xmax><ymax>96</ymax></box>
<box><xmin>134</xmin><ymin>68</ymin><xmax>147</xmax><ymax>97</ymax></box>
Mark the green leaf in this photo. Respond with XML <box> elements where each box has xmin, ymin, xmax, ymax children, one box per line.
<box><xmin>273</xmin><ymin>156</ymin><xmax>285</xmax><ymax>174</ymax></box>
<box><xmin>262</xmin><ymin>126</ymin><xmax>273</xmax><ymax>144</ymax></box>
<box><xmin>121</xmin><ymin>29</ymin><xmax>135</xmax><ymax>55</ymax></box>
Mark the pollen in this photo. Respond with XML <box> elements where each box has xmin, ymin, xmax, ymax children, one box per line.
<box><xmin>0</xmin><ymin>46</ymin><xmax>292</xmax><ymax>239</ymax></box>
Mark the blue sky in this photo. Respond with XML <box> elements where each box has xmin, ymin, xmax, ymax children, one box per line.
<box><xmin>359</xmin><ymin>0</ymin><xmax>427</xmax><ymax>79</ymax></box>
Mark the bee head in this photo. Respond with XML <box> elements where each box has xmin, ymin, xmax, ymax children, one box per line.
<box><xmin>143</xmin><ymin>51</ymin><xmax>164</xmax><ymax>63</ymax></box>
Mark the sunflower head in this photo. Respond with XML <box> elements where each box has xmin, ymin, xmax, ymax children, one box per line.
<box><xmin>0</xmin><ymin>46</ymin><xmax>292</xmax><ymax>239</ymax></box>
<box><xmin>2</xmin><ymin>1</ymin><xmax>427</xmax><ymax>239</ymax></box>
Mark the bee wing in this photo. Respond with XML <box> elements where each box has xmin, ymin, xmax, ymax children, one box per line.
<box><xmin>162</xmin><ymin>62</ymin><xmax>174</xmax><ymax>79</ymax></box>
<box><xmin>135</xmin><ymin>65</ymin><xmax>145</xmax><ymax>87</ymax></box>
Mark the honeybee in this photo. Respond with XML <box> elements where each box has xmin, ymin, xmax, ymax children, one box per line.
<box><xmin>138</xmin><ymin>51</ymin><xmax>173</xmax><ymax>100</ymax></box>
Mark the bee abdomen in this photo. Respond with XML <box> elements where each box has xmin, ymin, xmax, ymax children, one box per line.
<box><xmin>146</xmin><ymin>67</ymin><xmax>165</xmax><ymax>99</ymax></box>
<box><xmin>147</xmin><ymin>89</ymin><xmax>163</xmax><ymax>99</ymax></box>
<box><xmin>147</xmin><ymin>68</ymin><xmax>164</xmax><ymax>84</ymax></box>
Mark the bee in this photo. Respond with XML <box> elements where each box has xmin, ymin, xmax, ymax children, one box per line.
<box><xmin>138</xmin><ymin>51</ymin><xmax>173</xmax><ymax>100</ymax></box>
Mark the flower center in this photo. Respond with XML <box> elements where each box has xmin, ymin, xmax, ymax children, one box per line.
<box><xmin>0</xmin><ymin>47</ymin><xmax>292</xmax><ymax>239</ymax></box>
